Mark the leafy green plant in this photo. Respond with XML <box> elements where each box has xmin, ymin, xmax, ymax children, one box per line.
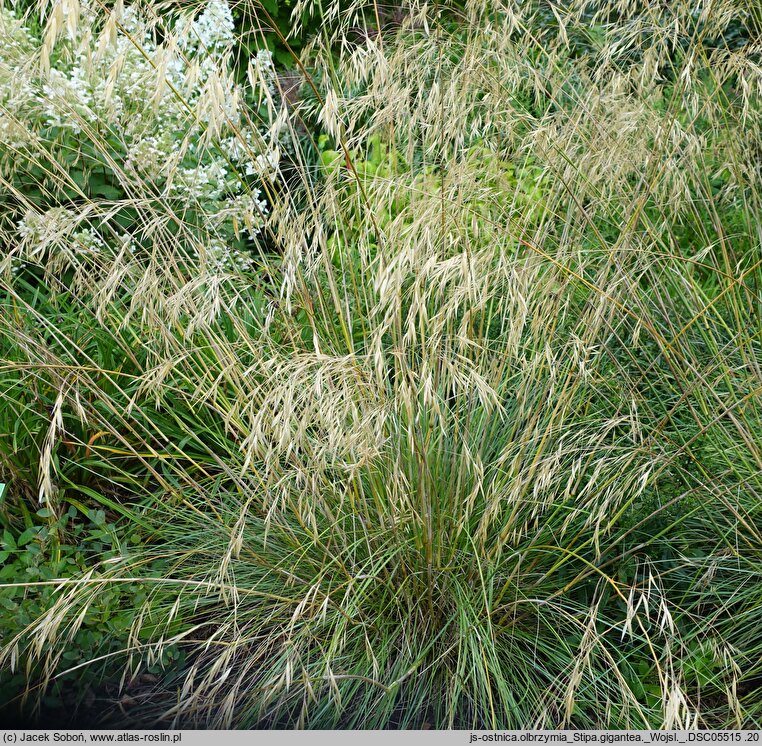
<box><xmin>0</xmin><ymin>494</ymin><xmax>190</xmax><ymax>725</ymax></box>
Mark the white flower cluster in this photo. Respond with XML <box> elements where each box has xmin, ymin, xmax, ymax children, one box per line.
<box><xmin>201</xmin><ymin>239</ymin><xmax>257</xmax><ymax>273</ymax></box>
<box><xmin>0</xmin><ymin>114</ymin><xmax>30</xmax><ymax>150</ymax></box>
<box><xmin>2</xmin><ymin>0</ymin><xmax>283</xmax><ymax>275</ymax></box>
<box><xmin>41</xmin><ymin>59</ymin><xmax>98</xmax><ymax>132</ymax></box>
<box><xmin>220</xmin><ymin>130</ymin><xmax>281</xmax><ymax>178</ymax></box>
<box><xmin>0</xmin><ymin>9</ymin><xmax>35</xmax><ymax>62</ymax></box>
<box><xmin>186</xmin><ymin>0</ymin><xmax>235</xmax><ymax>53</ymax></box>
<box><xmin>171</xmin><ymin>161</ymin><xmax>231</xmax><ymax>202</ymax></box>
<box><xmin>215</xmin><ymin>188</ymin><xmax>269</xmax><ymax>241</ymax></box>
<box><xmin>16</xmin><ymin>207</ymin><xmax>79</xmax><ymax>248</ymax></box>
<box><xmin>125</xmin><ymin>136</ymin><xmax>178</xmax><ymax>180</ymax></box>
<box><xmin>0</xmin><ymin>11</ymin><xmax>38</xmax><ymax>149</ymax></box>
<box><xmin>15</xmin><ymin>207</ymin><xmax>105</xmax><ymax>274</ymax></box>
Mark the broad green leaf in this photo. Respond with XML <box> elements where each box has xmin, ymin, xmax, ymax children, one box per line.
<box><xmin>16</xmin><ymin>527</ymin><xmax>38</xmax><ymax>546</ymax></box>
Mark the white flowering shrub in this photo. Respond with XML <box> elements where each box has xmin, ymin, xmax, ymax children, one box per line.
<box><xmin>0</xmin><ymin>0</ymin><xmax>283</xmax><ymax>276</ymax></box>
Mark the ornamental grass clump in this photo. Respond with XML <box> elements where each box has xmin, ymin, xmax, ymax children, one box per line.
<box><xmin>1</xmin><ymin>0</ymin><xmax>761</xmax><ymax>729</ymax></box>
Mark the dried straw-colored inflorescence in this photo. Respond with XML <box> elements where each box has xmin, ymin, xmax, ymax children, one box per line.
<box><xmin>0</xmin><ymin>0</ymin><xmax>761</xmax><ymax>730</ymax></box>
